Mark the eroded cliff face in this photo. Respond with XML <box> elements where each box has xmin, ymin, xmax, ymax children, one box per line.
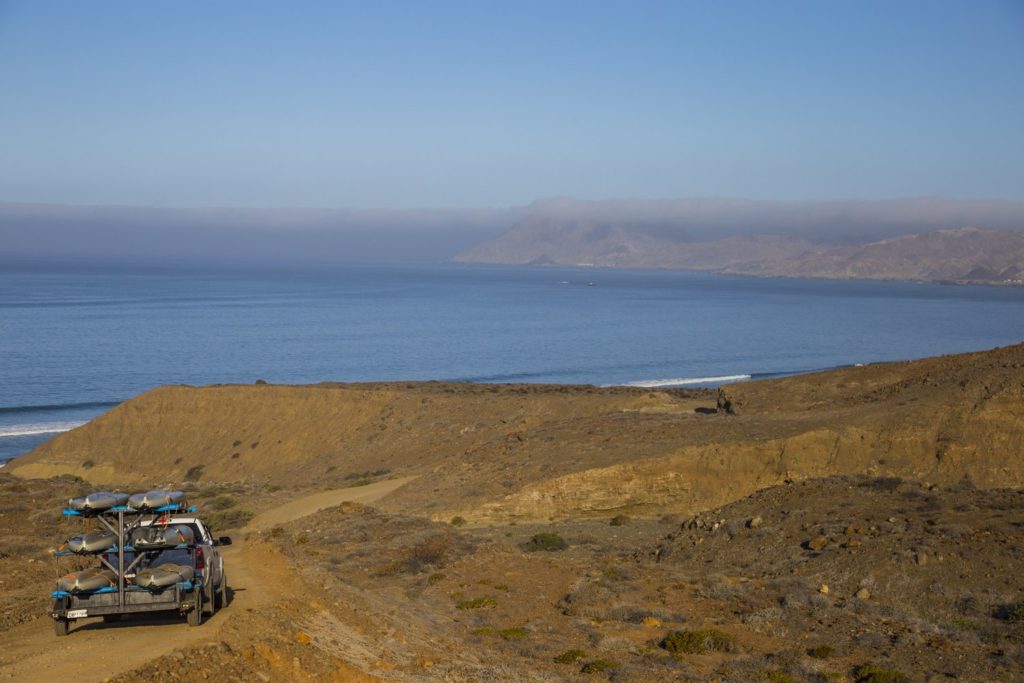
<box><xmin>9</xmin><ymin>344</ymin><xmax>1024</xmax><ymax>521</ymax></box>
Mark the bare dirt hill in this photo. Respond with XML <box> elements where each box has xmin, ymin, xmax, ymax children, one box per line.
<box><xmin>9</xmin><ymin>344</ymin><xmax>1024</xmax><ymax>524</ymax></box>
<box><xmin>2</xmin><ymin>344</ymin><xmax>1024</xmax><ymax>681</ymax></box>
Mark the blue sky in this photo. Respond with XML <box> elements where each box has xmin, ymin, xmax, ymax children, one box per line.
<box><xmin>1</xmin><ymin>1</ymin><xmax>1022</xmax><ymax>208</ymax></box>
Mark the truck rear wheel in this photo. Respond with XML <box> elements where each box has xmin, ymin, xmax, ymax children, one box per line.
<box><xmin>54</xmin><ymin>618</ymin><xmax>69</xmax><ymax>636</ymax></box>
<box><xmin>204</xmin><ymin>582</ymin><xmax>216</xmax><ymax>617</ymax></box>
<box><xmin>217</xmin><ymin>575</ymin><xmax>228</xmax><ymax>608</ymax></box>
<box><xmin>187</xmin><ymin>589</ymin><xmax>203</xmax><ymax>627</ymax></box>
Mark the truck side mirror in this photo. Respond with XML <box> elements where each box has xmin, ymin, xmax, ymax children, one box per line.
<box><xmin>216</xmin><ymin>536</ymin><xmax>232</xmax><ymax>546</ymax></box>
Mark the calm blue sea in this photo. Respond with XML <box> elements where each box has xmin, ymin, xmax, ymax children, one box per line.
<box><xmin>3</xmin><ymin>263</ymin><xmax>1024</xmax><ymax>464</ymax></box>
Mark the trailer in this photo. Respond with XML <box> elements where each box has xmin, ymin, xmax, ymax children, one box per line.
<box><xmin>50</xmin><ymin>494</ymin><xmax>230</xmax><ymax>636</ymax></box>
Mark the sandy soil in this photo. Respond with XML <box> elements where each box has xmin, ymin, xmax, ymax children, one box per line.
<box><xmin>0</xmin><ymin>477</ymin><xmax>410</xmax><ymax>683</ymax></box>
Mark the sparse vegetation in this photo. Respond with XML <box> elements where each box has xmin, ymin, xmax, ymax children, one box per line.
<box><xmin>455</xmin><ymin>596</ymin><xmax>497</xmax><ymax>610</ymax></box>
<box><xmin>853</xmin><ymin>664</ymin><xmax>909</xmax><ymax>683</ymax></box>
<box><xmin>450</xmin><ymin>515</ymin><xmax>467</xmax><ymax>526</ymax></box>
<box><xmin>203</xmin><ymin>507</ymin><xmax>253</xmax><ymax>530</ymax></box>
<box><xmin>997</xmin><ymin>601</ymin><xmax>1024</xmax><ymax>623</ymax></box>
<box><xmin>554</xmin><ymin>649</ymin><xmax>586</xmax><ymax>664</ymax></box>
<box><xmin>660</xmin><ymin>628</ymin><xmax>736</xmax><ymax>655</ymax></box>
<box><xmin>764</xmin><ymin>671</ymin><xmax>796</xmax><ymax>683</ymax></box>
<box><xmin>580</xmin><ymin>658</ymin><xmax>618</xmax><ymax>674</ymax></box>
<box><xmin>522</xmin><ymin>532</ymin><xmax>568</xmax><ymax>552</ymax></box>
<box><xmin>81</xmin><ymin>459</ymin><xmax>94</xmax><ymax>469</ymax></box>
<box><xmin>807</xmin><ymin>644</ymin><xmax>835</xmax><ymax>659</ymax></box>
<box><xmin>183</xmin><ymin>465</ymin><xmax>204</xmax><ymax>481</ymax></box>
<box><xmin>609</xmin><ymin>514</ymin><xmax>630</xmax><ymax>526</ymax></box>
<box><xmin>405</xmin><ymin>535</ymin><xmax>452</xmax><ymax>573</ymax></box>
<box><xmin>498</xmin><ymin>626</ymin><xmax>527</xmax><ymax>640</ymax></box>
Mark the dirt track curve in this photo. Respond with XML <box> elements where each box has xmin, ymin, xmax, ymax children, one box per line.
<box><xmin>0</xmin><ymin>477</ymin><xmax>416</xmax><ymax>683</ymax></box>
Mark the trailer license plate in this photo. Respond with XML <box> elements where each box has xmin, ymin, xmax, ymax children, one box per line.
<box><xmin>66</xmin><ymin>609</ymin><xmax>88</xmax><ymax>618</ymax></box>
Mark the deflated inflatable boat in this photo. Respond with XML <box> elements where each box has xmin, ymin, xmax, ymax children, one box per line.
<box><xmin>134</xmin><ymin>563</ymin><xmax>195</xmax><ymax>589</ymax></box>
<box><xmin>65</xmin><ymin>530</ymin><xmax>117</xmax><ymax>555</ymax></box>
<box><xmin>66</xmin><ymin>491</ymin><xmax>130</xmax><ymax>514</ymax></box>
<box><xmin>130</xmin><ymin>524</ymin><xmax>195</xmax><ymax>550</ymax></box>
<box><xmin>55</xmin><ymin>568</ymin><xmax>116</xmax><ymax>593</ymax></box>
<box><xmin>127</xmin><ymin>490</ymin><xmax>188</xmax><ymax>511</ymax></box>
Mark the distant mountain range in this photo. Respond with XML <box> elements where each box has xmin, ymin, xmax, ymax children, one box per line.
<box><xmin>453</xmin><ymin>198</ymin><xmax>1024</xmax><ymax>286</ymax></box>
<box><xmin>5</xmin><ymin>197</ymin><xmax>1024</xmax><ymax>284</ymax></box>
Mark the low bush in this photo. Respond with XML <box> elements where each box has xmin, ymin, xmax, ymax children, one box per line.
<box><xmin>456</xmin><ymin>596</ymin><xmax>497</xmax><ymax>610</ymax></box>
<box><xmin>660</xmin><ymin>628</ymin><xmax>735</xmax><ymax>655</ymax></box>
<box><xmin>580</xmin><ymin>659</ymin><xmax>618</xmax><ymax>674</ymax></box>
<box><xmin>609</xmin><ymin>514</ymin><xmax>630</xmax><ymax>527</ymax></box>
<box><xmin>405</xmin><ymin>535</ymin><xmax>452</xmax><ymax>573</ymax></box>
<box><xmin>522</xmin><ymin>532</ymin><xmax>568</xmax><ymax>552</ymax></box>
<box><xmin>498</xmin><ymin>627</ymin><xmax>527</xmax><ymax>640</ymax></box>
<box><xmin>853</xmin><ymin>664</ymin><xmax>909</xmax><ymax>683</ymax></box>
<box><xmin>807</xmin><ymin>644</ymin><xmax>834</xmax><ymax>659</ymax></box>
<box><xmin>554</xmin><ymin>649</ymin><xmax>586</xmax><ymax>664</ymax></box>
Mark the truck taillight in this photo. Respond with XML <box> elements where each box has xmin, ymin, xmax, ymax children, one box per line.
<box><xmin>195</xmin><ymin>546</ymin><xmax>205</xmax><ymax>569</ymax></box>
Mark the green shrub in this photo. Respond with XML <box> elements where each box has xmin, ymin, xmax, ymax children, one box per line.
<box><xmin>204</xmin><ymin>507</ymin><xmax>253</xmax><ymax>530</ymax></box>
<box><xmin>554</xmin><ymin>649</ymin><xmax>586</xmax><ymax>664</ymax></box>
<box><xmin>405</xmin><ymin>535</ymin><xmax>452</xmax><ymax>572</ymax></box>
<box><xmin>208</xmin><ymin>494</ymin><xmax>237</xmax><ymax>511</ymax></box>
<box><xmin>580</xmin><ymin>659</ymin><xmax>618</xmax><ymax>674</ymax></box>
<box><xmin>427</xmin><ymin>572</ymin><xmax>446</xmax><ymax>585</ymax></box>
<box><xmin>853</xmin><ymin>664</ymin><xmax>909</xmax><ymax>683</ymax></box>
<box><xmin>184</xmin><ymin>465</ymin><xmax>204</xmax><ymax>481</ymax></box>
<box><xmin>456</xmin><ymin>596</ymin><xmax>497</xmax><ymax>610</ymax></box>
<box><xmin>522</xmin><ymin>532</ymin><xmax>568</xmax><ymax>552</ymax></box>
<box><xmin>81</xmin><ymin>460</ymin><xmax>95</xmax><ymax>469</ymax></box>
<box><xmin>807</xmin><ymin>645</ymin><xmax>834</xmax><ymax>659</ymax></box>
<box><xmin>609</xmin><ymin>514</ymin><xmax>630</xmax><ymax>526</ymax></box>
<box><xmin>498</xmin><ymin>627</ymin><xmax>527</xmax><ymax>640</ymax></box>
<box><xmin>660</xmin><ymin>629</ymin><xmax>735</xmax><ymax>654</ymax></box>
<box><xmin>1002</xmin><ymin>602</ymin><xmax>1024</xmax><ymax>623</ymax></box>
<box><xmin>450</xmin><ymin>516</ymin><xmax>467</xmax><ymax>526</ymax></box>
<box><xmin>764</xmin><ymin>671</ymin><xmax>795</xmax><ymax>683</ymax></box>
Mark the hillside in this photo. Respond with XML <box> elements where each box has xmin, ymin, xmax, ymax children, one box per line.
<box><xmin>4</xmin><ymin>344</ymin><xmax>1024</xmax><ymax>681</ymax></box>
<box><xmin>724</xmin><ymin>227</ymin><xmax>1024</xmax><ymax>285</ymax></box>
<box><xmin>453</xmin><ymin>198</ymin><xmax>1024</xmax><ymax>286</ymax></box>
<box><xmin>9</xmin><ymin>343</ymin><xmax>1024</xmax><ymax>523</ymax></box>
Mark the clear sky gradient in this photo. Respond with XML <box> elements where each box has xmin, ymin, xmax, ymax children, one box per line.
<box><xmin>1</xmin><ymin>1</ymin><xmax>1022</xmax><ymax>208</ymax></box>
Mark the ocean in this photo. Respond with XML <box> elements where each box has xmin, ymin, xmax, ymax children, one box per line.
<box><xmin>3</xmin><ymin>263</ymin><xmax>1024</xmax><ymax>464</ymax></box>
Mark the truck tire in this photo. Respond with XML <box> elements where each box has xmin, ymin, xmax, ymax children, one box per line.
<box><xmin>187</xmin><ymin>589</ymin><xmax>203</xmax><ymax>627</ymax></box>
<box><xmin>54</xmin><ymin>618</ymin><xmax>69</xmax><ymax>636</ymax></box>
<box><xmin>204</xmin><ymin>581</ymin><xmax>216</xmax><ymax>617</ymax></box>
<box><xmin>217</xmin><ymin>574</ymin><xmax>228</xmax><ymax>608</ymax></box>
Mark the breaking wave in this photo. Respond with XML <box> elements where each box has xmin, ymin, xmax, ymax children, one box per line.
<box><xmin>0</xmin><ymin>421</ymin><xmax>87</xmax><ymax>438</ymax></box>
<box><xmin>619</xmin><ymin>374</ymin><xmax>752</xmax><ymax>388</ymax></box>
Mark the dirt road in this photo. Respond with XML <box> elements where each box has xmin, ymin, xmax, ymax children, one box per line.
<box><xmin>0</xmin><ymin>477</ymin><xmax>415</xmax><ymax>683</ymax></box>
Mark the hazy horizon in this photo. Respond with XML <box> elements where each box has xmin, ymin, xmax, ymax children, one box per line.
<box><xmin>4</xmin><ymin>195</ymin><xmax>1024</xmax><ymax>266</ymax></box>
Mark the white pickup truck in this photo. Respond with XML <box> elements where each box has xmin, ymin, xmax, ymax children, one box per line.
<box><xmin>51</xmin><ymin>515</ymin><xmax>231</xmax><ymax>635</ymax></box>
